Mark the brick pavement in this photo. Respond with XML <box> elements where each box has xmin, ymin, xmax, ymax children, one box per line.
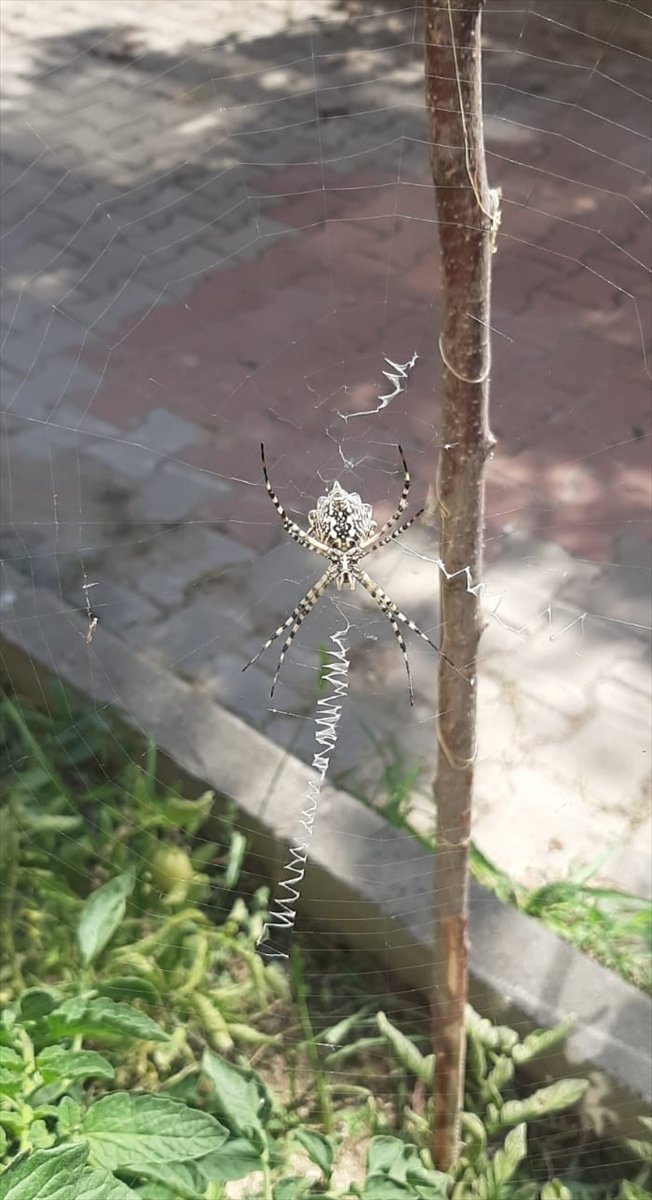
<box><xmin>0</xmin><ymin>0</ymin><xmax>650</xmax><ymax>897</ymax></box>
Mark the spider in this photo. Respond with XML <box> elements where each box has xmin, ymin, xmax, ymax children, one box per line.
<box><xmin>243</xmin><ymin>443</ymin><xmax>452</xmax><ymax>704</ymax></box>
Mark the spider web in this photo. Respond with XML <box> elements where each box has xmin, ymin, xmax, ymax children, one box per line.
<box><xmin>1</xmin><ymin>0</ymin><xmax>650</xmax><ymax>1178</ymax></box>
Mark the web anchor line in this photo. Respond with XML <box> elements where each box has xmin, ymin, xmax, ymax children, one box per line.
<box><xmin>256</xmin><ymin>625</ymin><xmax>350</xmax><ymax>964</ymax></box>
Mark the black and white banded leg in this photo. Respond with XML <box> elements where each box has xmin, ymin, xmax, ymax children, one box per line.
<box><xmin>353</xmin><ymin>567</ymin><xmax>444</xmax><ymax>704</ymax></box>
<box><xmin>372</xmin><ymin>444</ymin><xmax>411</xmax><ymax>541</ymax></box>
<box><xmin>367</xmin><ymin>507</ymin><xmax>425</xmax><ymax>555</ymax></box>
<box><xmin>243</xmin><ymin>567</ymin><xmax>336</xmax><ymax>696</ymax></box>
<box><xmin>260</xmin><ymin>444</ymin><xmax>329</xmax><ymax>559</ymax></box>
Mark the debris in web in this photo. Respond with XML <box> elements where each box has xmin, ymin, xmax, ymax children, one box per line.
<box><xmin>82</xmin><ymin>580</ymin><xmax>100</xmax><ymax>645</ymax></box>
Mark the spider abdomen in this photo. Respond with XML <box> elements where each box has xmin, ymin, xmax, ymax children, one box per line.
<box><xmin>308</xmin><ymin>481</ymin><xmax>377</xmax><ymax>551</ymax></box>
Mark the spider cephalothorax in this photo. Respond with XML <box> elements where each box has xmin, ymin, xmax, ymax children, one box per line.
<box><xmin>243</xmin><ymin>443</ymin><xmax>450</xmax><ymax>704</ymax></box>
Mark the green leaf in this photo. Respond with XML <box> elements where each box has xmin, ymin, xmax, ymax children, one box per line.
<box><xmin>198</xmin><ymin>1139</ymin><xmax>264</xmax><ymax>1182</ymax></box>
<box><xmin>199</xmin><ymin>1137</ymin><xmax>262</xmax><ymax>1185</ymax></box>
<box><xmin>618</xmin><ymin>1184</ymin><xmax>652</xmax><ymax>1200</ymax></box>
<box><xmin>512</xmin><ymin>1019</ymin><xmax>574</xmax><ymax>1065</ymax></box>
<box><xmin>96</xmin><ymin>978</ymin><xmax>161</xmax><ymax>1007</ymax></box>
<box><xmin>0</xmin><ymin>1045</ymin><xmax>23</xmax><ymax>1097</ymax></box>
<box><xmin>81</xmin><ymin>1092</ymin><xmax>228</xmax><ymax>1171</ymax></box>
<box><xmin>623</xmin><ymin>1136</ymin><xmax>652</xmax><ymax>1164</ymax></box>
<box><xmin>541</xmin><ymin>1182</ymin><xmax>573</xmax><ymax>1200</ymax></box>
<box><xmin>201</xmin><ymin>1049</ymin><xmax>265</xmax><ymax>1146</ymax></box>
<box><xmin>57</xmin><ymin>1095</ymin><xmax>82</xmax><ymax>1137</ymax></box>
<box><xmin>44</xmin><ymin>997</ymin><xmax>167</xmax><ymax>1043</ymax></box>
<box><xmin>273</xmin><ymin>1179</ymin><xmax>312</xmax><ymax>1200</ymax></box>
<box><xmin>220</xmin><ymin>829</ymin><xmax>246</xmax><ymax>890</ymax></box>
<box><xmin>359</xmin><ymin>1182</ymin><xmax>414</xmax><ymax>1200</ymax></box>
<box><xmin>36</xmin><ymin>1047</ymin><xmax>114</xmax><ymax>1085</ymax></box>
<box><xmin>135</xmin><ymin>1188</ymin><xmax>178</xmax><ymax>1200</ymax></box>
<box><xmin>19</xmin><ymin>990</ymin><xmax>60</xmax><ymax>1022</ymax></box>
<box><xmin>366</xmin><ymin>1136</ymin><xmax>412</xmax><ymax>1181</ymax></box>
<box><xmin>19</xmin><ymin>814</ymin><xmax>83</xmax><ymax>834</ymax></box>
<box><xmin>320</xmin><ymin>1005</ymin><xmax>370</xmax><ymax>1046</ymax></box>
<box><xmin>77</xmin><ymin>875</ymin><xmax>134</xmax><ymax>966</ymax></box>
<box><xmin>465</xmin><ymin>1007</ymin><xmax>519</xmax><ymax>1054</ymax></box>
<box><xmin>131</xmin><ymin>1161</ymin><xmax>206</xmax><ymax>1200</ymax></box>
<box><xmin>0</xmin><ymin>1144</ymin><xmax>88</xmax><ymax>1200</ymax></box>
<box><xmin>0</xmin><ymin>1047</ymin><xmax>22</xmax><ymax>1071</ymax></box>
<box><xmin>376</xmin><ymin>1012</ymin><xmax>432</xmax><ymax>1084</ymax></box>
<box><xmin>76</xmin><ymin>1171</ymin><xmax>140</xmax><ymax>1200</ymax></box>
<box><xmin>460</xmin><ymin>1111</ymin><xmax>487</xmax><ymax>1150</ymax></box>
<box><xmin>27</xmin><ymin>1121</ymin><xmax>55</xmax><ymax>1150</ymax></box>
<box><xmin>155</xmin><ymin>791</ymin><xmax>214</xmax><ymax>834</ymax></box>
<box><xmin>465</xmin><ymin>1027</ymin><xmax>487</xmax><ymax>1083</ymax></box>
<box><xmin>362</xmin><ymin>1136</ymin><xmax>449</xmax><ymax>1197</ymax></box>
<box><xmin>498</xmin><ymin>1079</ymin><xmax>588</xmax><ymax>1127</ymax></box>
<box><xmin>293</xmin><ymin>1128</ymin><xmax>333</xmax><ymax>1177</ymax></box>
<box><xmin>480</xmin><ymin>1124</ymin><xmax>527</xmax><ymax>1193</ymax></box>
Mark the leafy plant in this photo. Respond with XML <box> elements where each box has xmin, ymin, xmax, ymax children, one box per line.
<box><xmin>2</xmin><ymin>687</ymin><xmax>650</xmax><ymax>1199</ymax></box>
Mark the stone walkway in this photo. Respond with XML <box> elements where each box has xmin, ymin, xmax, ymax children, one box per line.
<box><xmin>1</xmin><ymin>1</ymin><xmax>650</xmax><ymax>896</ymax></box>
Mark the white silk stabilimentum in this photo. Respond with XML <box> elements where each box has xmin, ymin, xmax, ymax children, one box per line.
<box><xmin>256</xmin><ymin>624</ymin><xmax>350</xmax><ymax>962</ymax></box>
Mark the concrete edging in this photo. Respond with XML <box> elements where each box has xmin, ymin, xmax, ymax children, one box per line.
<box><xmin>1</xmin><ymin>562</ymin><xmax>650</xmax><ymax>1133</ymax></box>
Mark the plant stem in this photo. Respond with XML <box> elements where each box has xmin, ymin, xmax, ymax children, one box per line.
<box><xmin>290</xmin><ymin>946</ymin><xmax>333</xmax><ymax>1133</ymax></box>
<box><xmin>424</xmin><ymin>0</ymin><xmax>499</xmax><ymax>1172</ymax></box>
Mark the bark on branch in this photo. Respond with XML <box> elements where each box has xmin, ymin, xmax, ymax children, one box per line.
<box><xmin>425</xmin><ymin>0</ymin><xmax>499</xmax><ymax>1172</ymax></box>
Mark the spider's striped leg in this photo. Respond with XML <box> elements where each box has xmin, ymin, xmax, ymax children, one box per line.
<box><xmin>243</xmin><ymin>567</ymin><xmax>335</xmax><ymax>696</ymax></box>
<box><xmin>354</xmin><ymin>566</ymin><xmax>454</xmax><ymax>704</ymax></box>
<box><xmin>363</xmin><ymin>508</ymin><xmax>425</xmax><ymax>556</ymax></box>
<box><xmin>373</xmin><ymin>444</ymin><xmax>411</xmax><ymax>541</ymax></box>
<box><xmin>260</xmin><ymin>443</ymin><xmax>329</xmax><ymax>559</ymax></box>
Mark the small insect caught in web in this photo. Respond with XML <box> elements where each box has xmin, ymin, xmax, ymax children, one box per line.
<box><xmin>82</xmin><ymin>581</ymin><xmax>100</xmax><ymax>645</ymax></box>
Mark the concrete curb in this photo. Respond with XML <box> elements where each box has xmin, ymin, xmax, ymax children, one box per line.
<box><xmin>1</xmin><ymin>562</ymin><xmax>650</xmax><ymax>1133</ymax></box>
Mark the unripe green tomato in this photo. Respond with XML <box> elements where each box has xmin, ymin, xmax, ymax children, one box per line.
<box><xmin>150</xmin><ymin>845</ymin><xmax>194</xmax><ymax>897</ymax></box>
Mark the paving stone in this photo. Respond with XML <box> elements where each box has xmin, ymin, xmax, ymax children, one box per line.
<box><xmin>50</xmin><ymin>402</ymin><xmax>120</xmax><ymax>440</ymax></box>
<box><xmin>8</xmin><ymin>421</ymin><xmax>90</xmax><ymax>462</ymax></box>
<box><xmin>152</xmin><ymin>242</ymin><xmax>228</xmax><ymax>286</ymax></box>
<box><xmin>87</xmin><ymin>407</ymin><xmax>205</xmax><ymax>480</ymax></box>
<box><xmin>473</xmin><ymin>759</ymin><xmax>632</xmax><ymax>891</ymax></box>
<box><xmin>129</xmin><ymin>460</ymin><xmax>230</xmax><ymax>520</ymax></box>
<box><xmin>135</xmin><ymin>525</ymin><xmax>252</xmax><ymax>608</ymax></box>
<box><xmin>2</xmin><ymin>356</ymin><xmax>101</xmax><ymax>422</ymax></box>
<box><xmin>208</xmin><ymin>648</ymin><xmax>308</xmax><ymax>726</ymax></box>
<box><xmin>1</xmin><ymin>322</ymin><xmax>86</xmax><ymax>380</ymax></box>
<box><xmin>558</xmin><ymin>533</ymin><xmax>652</xmax><ymax>637</ymax></box>
<box><xmin>84</xmin><ymin>579</ymin><xmax>161</xmax><ymax>635</ymax></box>
<box><xmin>131</xmin><ymin>407</ymin><xmax>206</xmax><ymax>456</ymax></box>
<box><xmin>1</xmin><ymin>239</ymin><xmax>77</xmax><ymax>281</ymax></box>
<box><xmin>524</xmin><ymin>678</ymin><xmax>651</xmax><ymax>832</ymax></box>
<box><xmin>59</xmin><ymin>280</ymin><xmax>163</xmax><ymax>331</ymax></box>
<box><xmin>86</xmin><ymin>437</ymin><xmax>166</xmax><ymax>481</ymax></box>
<box><xmin>144</xmin><ymin>596</ymin><xmax>243</xmax><ymax>685</ymax></box>
<box><xmin>1</xmin><ymin>0</ymin><xmax>649</xmax><ymax>911</ymax></box>
<box><xmin>603</xmin><ymin>814</ymin><xmax>652</xmax><ymax>900</ymax></box>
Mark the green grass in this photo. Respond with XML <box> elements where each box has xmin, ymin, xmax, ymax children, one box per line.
<box><xmin>470</xmin><ymin>845</ymin><xmax>652</xmax><ymax>994</ymax></box>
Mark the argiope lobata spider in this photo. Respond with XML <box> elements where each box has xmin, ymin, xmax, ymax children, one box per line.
<box><xmin>243</xmin><ymin>443</ymin><xmax>452</xmax><ymax>705</ymax></box>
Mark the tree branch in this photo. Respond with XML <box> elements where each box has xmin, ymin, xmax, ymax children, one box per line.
<box><xmin>424</xmin><ymin>0</ymin><xmax>500</xmax><ymax>1172</ymax></box>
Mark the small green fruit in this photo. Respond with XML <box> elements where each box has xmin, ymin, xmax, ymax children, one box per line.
<box><xmin>150</xmin><ymin>846</ymin><xmax>194</xmax><ymax>902</ymax></box>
